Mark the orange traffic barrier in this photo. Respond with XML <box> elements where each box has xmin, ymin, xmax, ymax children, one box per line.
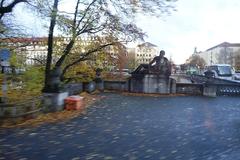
<box><xmin>64</xmin><ymin>96</ymin><xmax>84</xmax><ymax>110</ymax></box>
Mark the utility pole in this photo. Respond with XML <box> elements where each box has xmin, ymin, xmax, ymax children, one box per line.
<box><xmin>224</xmin><ymin>43</ymin><xmax>228</xmax><ymax>64</ymax></box>
<box><xmin>210</xmin><ymin>51</ymin><xmax>213</xmax><ymax>65</ymax></box>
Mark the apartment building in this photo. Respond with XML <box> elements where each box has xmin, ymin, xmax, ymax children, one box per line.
<box><xmin>134</xmin><ymin>42</ymin><xmax>159</xmax><ymax>65</ymax></box>
<box><xmin>1</xmin><ymin>37</ymin><xmax>49</xmax><ymax>65</ymax></box>
<box><xmin>0</xmin><ymin>37</ymin><xmax>128</xmax><ymax>68</ymax></box>
<box><xmin>197</xmin><ymin>42</ymin><xmax>240</xmax><ymax>68</ymax></box>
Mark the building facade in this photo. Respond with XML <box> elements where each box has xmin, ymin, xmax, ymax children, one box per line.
<box><xmin>1</xmin><ymin>37</ymin><xmax>49</xmax><ymax>66</ymax></box>
<box><xmin>134</xmin><ymin>42</ymin><xmax>159</xmax><ymax>65</ymax></box>
<box><xmin>1</xmin><ymin>37</ymin><xmax>162</xmax><ymax>72</ymax></box>
<box><xmin>197</xmin><ymin>42</ymin><xmax>240</xmax><ymax>68</ymax></box>
<box><xmin>0</xmin><ymin>37</ymin><xmax>128</xmax><ymax>69</ymax></box>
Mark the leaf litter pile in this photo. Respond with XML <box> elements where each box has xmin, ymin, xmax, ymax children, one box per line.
<box><xmin>0</xmin><ymin>92</ymin><xmax>103</xmax><ymax>128</ymax></box>
<box><xmin>0</xmin><ymin>91</ymin><xmax>187</xmax><ymax>128</ymax></box>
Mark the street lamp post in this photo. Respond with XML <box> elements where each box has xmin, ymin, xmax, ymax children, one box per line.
<box><xmin>210</xmin><ymin>52</ymin><xmax>213</xmax><ymax>65</ymax></box>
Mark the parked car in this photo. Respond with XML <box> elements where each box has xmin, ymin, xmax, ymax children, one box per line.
<box><xmin>186</xmin><ymin>66</ymin><xmax>199</xmax><ymax>75</ymax></box>
<box><xmin>234</xmin><ymin>71</ymin><xmax>240</xmax><ymax>80</ymax></box>
<box><xmin>204</xmin><ymin>64</ymin><xmax>235</xmax><ymax>80</ymax></box>
<box><xmin>186</xmin><ymin>68</ymin><xmax>198</xmax><ymax>75</ymax></box>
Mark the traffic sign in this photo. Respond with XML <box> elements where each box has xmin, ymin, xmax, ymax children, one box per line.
<box><xmin>0</xmin><ymin>49</ymin><xmax>10</xmax><ymax>61</ymax></box>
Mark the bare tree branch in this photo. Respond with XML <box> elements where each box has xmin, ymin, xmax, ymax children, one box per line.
<box><xmin>27</xmin><ymin>57</ymin><xmax>46</xmax><ymax>65</ymax></box>
<box><xmin>61</xmin><ymin>42</ymin><xmax>117</xmax><ymax>79</ymax></box>
<box><xmin>72</xmin><ymin>0</ymin><xmax>80</xmax><ymax>36</ymax></box>
<box><xmin>55</xmin><ymin>38</ymin><xmax>75</xmax><ymax>67</ymax></box>
<box><xmin>76</xmin><ymin>16</ymin><xmax>93</xmax><ymax>35</ymax></box>
<box><xmin>0</xmin><ymin>0</ymin><xmax>27</xmax><ymax>19</ymax></box>
<box><xmin>83</xmin><ymin>24</ymin><xmax>105</xmax><ymax>34</ymax></box>
<box><xmin>76</xmin><ymin>0</ymin><xmax>98</xmax><ymax>29</ymax></box>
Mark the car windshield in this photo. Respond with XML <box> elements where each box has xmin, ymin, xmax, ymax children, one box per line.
<box><xmin>217</xmin><ymin>66</ymin><xmax>232</xmax><ymax>76</ymax></box>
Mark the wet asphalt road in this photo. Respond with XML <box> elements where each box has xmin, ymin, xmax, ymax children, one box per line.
<box><xmin>1</xmin><ymin>93</ymin><xmax>240</xmax><ymax>160</ymax></box>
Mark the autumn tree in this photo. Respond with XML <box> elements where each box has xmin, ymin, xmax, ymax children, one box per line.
<box><xmin>169</xmin><ymin>58</ymin><xmax>176</xmax><ymax>73</ymax></box>
<box><xmin>61</xmin><ymin>38</ymin><xmax>114</xmax><ymax>82</ymax></box>
<box><xmin>38</xmin><ymin>0</ymin><xmax>176</xmax><ymax>92</ymax></box>
<box><xmin>126</xmin><ymin>50</ymin><xmax>137</xmax><ymax>71</ymax></box>
<box><xmin>108</xmin><ymin>43</ymin><xmax>128</xmax><ymax>71</ymax></box>
<box><xmin>188</xmin><ymin>54</ymin><xmax>206</xmax><ymax>69</ymax></box>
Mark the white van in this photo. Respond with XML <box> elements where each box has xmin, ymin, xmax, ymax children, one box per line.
<box><xmin>204</xmin><ymin>64</ymin><xmax>235</xmax><ymax>80</ymax></box>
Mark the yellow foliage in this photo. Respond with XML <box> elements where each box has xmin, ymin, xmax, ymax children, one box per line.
<box><xmin>64</xmin><ymin>63</ymin><xmax>95</xmax><ymax>82</ymax></box>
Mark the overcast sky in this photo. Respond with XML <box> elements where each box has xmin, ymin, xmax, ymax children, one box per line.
<box><xmin>135</xmin><ymin>0</ymin><xmax>240</xmax><ymax>64</ymax></box>
<box><xmin>14</xmin><ymin>0</ymin><xmax>240</xmax><ymax>64</ymax></box>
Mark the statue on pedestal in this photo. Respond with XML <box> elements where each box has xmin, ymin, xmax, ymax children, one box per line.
<box><xmin>132</xmin><ymin>50</ymin><xmax>171</xmax><ymax>78</ymax></box>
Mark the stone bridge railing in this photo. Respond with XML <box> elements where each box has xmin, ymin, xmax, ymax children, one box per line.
<box><xmin>215</xmin><ymin>83</ymin><xmax>240</xmax><ymax>96</ymax></box>
<box><xmin>104</xmin><ymin>80</ymin><xmax>129</xmax><ymax>92</ymax></box>
<box><xmin>190</xmin><ymin>74</ymin><xmax>240</xmax><ymax>84</ymax></box>
<box><xmin>103</xmin><ymin>79</ymin><xmax>240</xmax><ymax>97</ymax></box>
<box><xmin>176</xmin><ymin>83</ymin><xmax>203</xmax><ymax>95</ymax></box>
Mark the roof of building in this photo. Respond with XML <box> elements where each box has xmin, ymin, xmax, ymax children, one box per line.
<box><xmin>208</xmin><ymin>64</ymin><xmax>232</xmax><ymax>67</ymax></box>
<box><xmin>137</xmin><ymin>42</ymin><xmax>158</xmax><ymax>48</ymax></box>
<box><xmin>0</xmin><ymin>37</ymin><xmax>48</xmax><ymax>43</ymax></box>
<box><xmin>206</xmin><ymin>42</ymin><xmax>240</xmax><ymax>51</ymax></box>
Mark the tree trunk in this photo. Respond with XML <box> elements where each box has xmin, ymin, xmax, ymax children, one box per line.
<box><xmin>55</xmin><ymin>39</ymin><xmax>75</xmax><ymax>67</ymax></box>
<box><xmin>43</xmin><ymin>0</ymin><xmax>59</xmax><ymax>92</ymax></box>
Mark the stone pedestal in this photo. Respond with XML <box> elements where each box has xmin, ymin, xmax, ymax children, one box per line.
<box><xmin>95</xmin><ymin>78</ymin><xmax>104</xmax><ymax>91</ymax></box>
<box><xmin>96</xmin><ymin>80</ymin><xmax>104</xmax><ymax>91</ymax></box>
<box><xmin>83</xmin><ymin>81</ymin><xmax>96</xmax><ymax>93</ymax></box>
<box><xmin>129</xmin><ymin>74</ymin><xmax>176</xmax><ymax>94</ymax></box>
<box><xmin>43</xmin><ymin>92</ymin><xmax>69</xmax><ymax>112</ymax></box>
<box><xmin>203</xmin><ymin>84</ymin><xmax>217</xmax><ymax>97</ymax></box>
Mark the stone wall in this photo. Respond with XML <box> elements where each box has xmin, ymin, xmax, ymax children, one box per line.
<box><xmin>176</xmin><ymin>83</ymin><xmax>203</xmax><ymax>95</ymax></box>
<box><xmin>104</xmin><ymin>80</ymin><xmax>129</xmax><ymax>91</ymax></box>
